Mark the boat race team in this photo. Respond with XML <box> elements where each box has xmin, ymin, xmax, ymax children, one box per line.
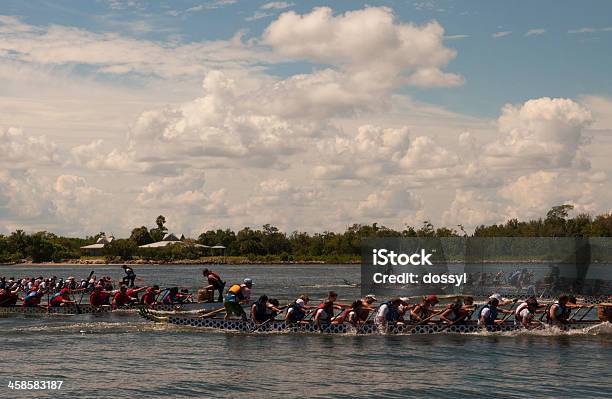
<box><xmin>0</xmin><ymin>267</ymin><xmax>602</xmax><ymax>330</ymax></box>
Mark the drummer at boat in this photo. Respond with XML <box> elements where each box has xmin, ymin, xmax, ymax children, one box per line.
<box><xmin>121</xmin><ymin>265</ymin><xmax>137</xmax><ymax>288</ymax></box>
<box><xmin>203</xmin><ymin>268</ymin><xmax>226</xmax><ymax>302</ymax></box>
<box><xmin>224</xmin><ymin>278</ymin><xmax>253</xmax><ymax>321</ymax></box>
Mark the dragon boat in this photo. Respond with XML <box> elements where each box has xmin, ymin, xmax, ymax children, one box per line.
<box><xmin>0</xmin><ymin>301</ymin><xmax>224</xmax><ymax>316</ymax></box>
<box><xmin>138</xmin><ymin>304</ymin><xmax>612</xmax><ymax>335</ymax></box>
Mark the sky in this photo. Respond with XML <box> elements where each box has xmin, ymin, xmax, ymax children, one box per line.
<box><xmin>1</xmin><ymin>0</ymin><xmax>611</xmax><ymax>237</ymax></box>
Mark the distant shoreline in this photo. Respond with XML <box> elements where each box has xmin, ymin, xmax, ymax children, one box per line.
<box><xmin>1</xmin><ymin>258</ymin><xmax>603</xmax><ymax>267</ymax></box>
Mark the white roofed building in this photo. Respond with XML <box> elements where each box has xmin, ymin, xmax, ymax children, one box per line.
<box><xmin>80</xmin><ymin>235</ymin><xmax>114</xmax><ymax>256</ymax></box>
<box><xmin>139</xmin><ymin>233</ymin><xmax>206</xmax><ymax>249</ymax></box>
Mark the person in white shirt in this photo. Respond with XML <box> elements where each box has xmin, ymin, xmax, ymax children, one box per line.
<box><xmin>514</xmin><ymin>297</ymin><xmax>540</xmax><ymax>328</ymax></box>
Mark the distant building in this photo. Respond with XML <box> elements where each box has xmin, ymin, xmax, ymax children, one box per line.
<box><xmin>139</xmin><ymin>233</ymin><xmax>206</xmax><ymax>249</ymax></box>
<box><xmin>80</xmin><ymin>235</ymin><xmax>114</xmax><ymax>256</ymax></box>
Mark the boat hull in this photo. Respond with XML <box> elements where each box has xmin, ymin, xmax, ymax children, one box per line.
<box><xmin>0</xmin><ymin>301</ymin><xmax>223</xmax><ymax>316</ymax></box>
<box><xmin>156</xmin><ymin>313</ymin><xmax>603</xmax><ymax>335</ymax></box>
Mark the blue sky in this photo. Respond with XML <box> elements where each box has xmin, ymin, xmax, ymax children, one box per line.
<box><xmin>1</xmin><ymin>0</ymin><xmax>611</xmax><ymax>236</ymax></box>
<box><xmin>3</xmin><ymin>0</ymin><xmax>612</xmax><ymax>117</ymax></box>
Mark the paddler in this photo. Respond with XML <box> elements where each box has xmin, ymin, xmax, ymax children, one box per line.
<box><xmin>335</xmin><ymin>300</ymin><xmax>368</xmax><ymax>325</ymax></box>
<box><xmin>398</xmin><ymin>297</ymin><xmax>413</xmax><ymax>321</ymax></box>
<box><xmin>0</xmin><ymin>286</ymin><xmax>21</xmax><ymax>307</ymax></box>
<box><xmin>514</xmin><ymin>297</ymin><xmax>540</xmax><ymax>329</ymax></box>
<box><xmin>126</xmin><ymin>286</ymin><xmax>146</xmax><ymax>302</ymax></box>
<box><xmin>410</xmin><ymin>295</ymin><xmax>439</xmax><ymax>322</ymax></box>
<box><xmin>285</xmin><ymin>295</ymin><xmax>310</xmax><ymax>324</ymax></box>
<box><xmin>488</xmin><ymin>293</ymin><xmax>515</xmax><ymax>306</ymax></box>
<box><xmin>349</xmin><ymin>294</ymin><xmax>377</xmax><ymax>323</ymax></box>
<box><xmin>223</xmin><ymin>278</ymin><xmax>253</xmax><ymax>321</ymax></box>
<box><xmin>23</xmin><ymin>286</ymin><xmax>45</xmax><ymax>307</ymax></box>
<box><xmin>161</xmin><ymin>287</ymin><xmax>181</xmax><ymax>305</ymax></box>
<box><xmin>547</xmin><ymin>295</ymin><xmax>570</xmax><ymax>326</ymax></box>
<box><xmin>375</xmin><ymin>298</ymin><xmax>404</xmax><ymax>330</ymax></box>
<box><xmin>477</xmin><ymin>297</ymin><xmax>512</xmax><ymax>327</ymax></box>
<box><xmin>313</xmin><ymin>300</ymin><xmax>336</xmax><ymax>328</ymax></box>
<box><xmin>90</xmin><ymin>285</ymin><xmax>112</xmax><ymax>307</ymax></box>
<box><xmin>140</xmin><ymin>286</ymin><xmax>160</xmax><ymax>307</ymax></box>
<box><xmin>49</xmin><ymin>287</ymin><xmax>76</xmax><ymax>307</ymax></box>
<box><xmin>251</xmin><ymin>295</ymin><xmax>282</xmax><ymax>324</ymax></box>
<box><xmin>439</xmin><ymin>298</ymin><xmax>472</xmax><ymax>325</ymax></box>
<box><xmin>202</xmin><ymin>268</ymin><xmax>226</xmax><ymax>302</ymax></box>
<box><xmin>112</xmin><ymin>285</ymin><xmax>133</xmax><ymax>309</ymax></box>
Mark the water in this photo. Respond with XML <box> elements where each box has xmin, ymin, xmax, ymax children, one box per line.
<box><xmin>1</xmin><ymin>264</ymin><xmax>611</xmax><ymax>398</ymax></box>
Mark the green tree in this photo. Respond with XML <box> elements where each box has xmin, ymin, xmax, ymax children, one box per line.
<box><xmin>8</xmin><ymin>229</ymin><xmax>29</xmax><ymax>258</ymax></box>
<box><xmin>150</xmin><ymin>215</ymin><xmax>168</xmax><ymax>242</ymax></box>
<box><xmin>546</xmin><ymin>204</ymin><xmax>574</xmax><ymax>221</ymax></box>
<box><xmin>130</xmin><ymin>226</ymin><xmax>153</xmax><ymax>246</ymax></box>
<box><xmin>104</xmin><ymin>239</ymin><xmax>137</xmax><ymax>260</ymax></box>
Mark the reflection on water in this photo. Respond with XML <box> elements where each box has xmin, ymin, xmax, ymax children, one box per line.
<box><xmin>0</xmin><ymin>263</ymin><xmax>611</xmax><ymax>398</ymax></box>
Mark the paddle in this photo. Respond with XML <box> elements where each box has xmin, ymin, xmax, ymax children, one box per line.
<box><xmin>499</xmin><ymin>302</ymin><xmax>519</xmax><ymax>323</ymax></box>
<box><xmin>251</xmin><ymin>317</ymin><xmax>276</xmax><ymax>333</ymax></box>
<box><xmin>69</xmin><ymin>289</ymin><xmax>82</xmax><ymax>314</ymax></box>
<box><xmin>77</xmin><ymin>270</ymin><xmax>95</xmax><ymax>306</ymax></box>
<box><xmin>407</xmin><ymin>308</ymin><xmax>446</xmax><ymax>334</ymax></box>
<box><xmin>198</xmin><ymin>307</ymin><xmax>226</xmax><ymax>318</ymax></box>
<box><xmin>356</xmin><ymin>305</ymin><xmax>379</xmax><ymax>334</ymax></box>
<box><xmin>575</xmin><ymin>305</ymin><xmax>594</xmax><ymax>322</ymax></box>
<box><xmin>539</xmin><ymin>303</ymin><xmax>552</xmax><ymax>321</ymax></box>
<box><xmin>438</xmin><ymin>306</ymin><xmax>476</xmax><ymax>332</ymax></box>
<box><xmin>414</xmin><ymin>308</ymin><xmax>446</xmax><ymax>326</ymax></box>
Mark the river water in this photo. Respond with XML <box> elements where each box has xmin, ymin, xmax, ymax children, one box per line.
<box><xmin>1</xmin><ymin>264</ymin><xmax>611</xmax><ymax>398</ymax></box>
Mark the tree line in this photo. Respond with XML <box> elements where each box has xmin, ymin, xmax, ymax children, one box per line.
<box><xmin>1</xmin><ymin>205</ymin><xmax>612</xmax><ymax>263</ymax></box>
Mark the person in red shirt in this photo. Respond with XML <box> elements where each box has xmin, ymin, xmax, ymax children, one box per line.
<box><xmin>90</xmin><ymin>285</ymin><xmax>111</xmax><ymax>307</ymax></box>
<box><xmin>0</xmin><ymin>287</ymin><xmax>21</xmax><ymax>307</ymax></box>
<box><xmin>50</xmin><ymin>288</ymin><xmax>75</xmax><ymax>307</ymax></box>
<box><xmin>23</xmin><ymin>287</ymin><xmax>45</xmax><ymax>307</ymax></box>
<box><xmin>126</xmin><ymin>286</ymin><xmax>146</xmax><ymax>302</ymax></box>
<box><xmin>140</xmin><ymin>286</ymin><xmax>159</xmax><ymax>307</ymax></box>
<box><xmin>112</xmin><ymin>285</ymin><xmax>132</xmax><ymax>309</ymax></box>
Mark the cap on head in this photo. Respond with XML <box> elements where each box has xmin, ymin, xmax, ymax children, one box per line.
<box><xmin>296</xmin><ymin>298</ymin><xmax>305</xmax><ymax>307</ymax></box>
<box><xmin>243</xmin><ymin>278</ymin><xmax>253</xmax><ymax>286</ymax></box>
<box><xmin>365</xmin><ymin>294</ymin><xmax>377</xmax><ymax>302</ymax></box>
<box><xmin>489</xmin><ymin>293</ymin><xmax>503</xmax><ymax>302</ymax></box>
<box><xmin>426</xmin><ymin>295</ymin><xmax>439</xmax><ymax>304</ymax></box>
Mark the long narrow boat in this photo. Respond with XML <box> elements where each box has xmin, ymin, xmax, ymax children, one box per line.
<box><xmin>0</xmin><ymin>301</ymin><xmax>225</xmax><ymax>316</ymax></box>
<box><xmin>138</xmin><ymin>308</ymin><xmax>607</xmax><ymax>335</ymax></box>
